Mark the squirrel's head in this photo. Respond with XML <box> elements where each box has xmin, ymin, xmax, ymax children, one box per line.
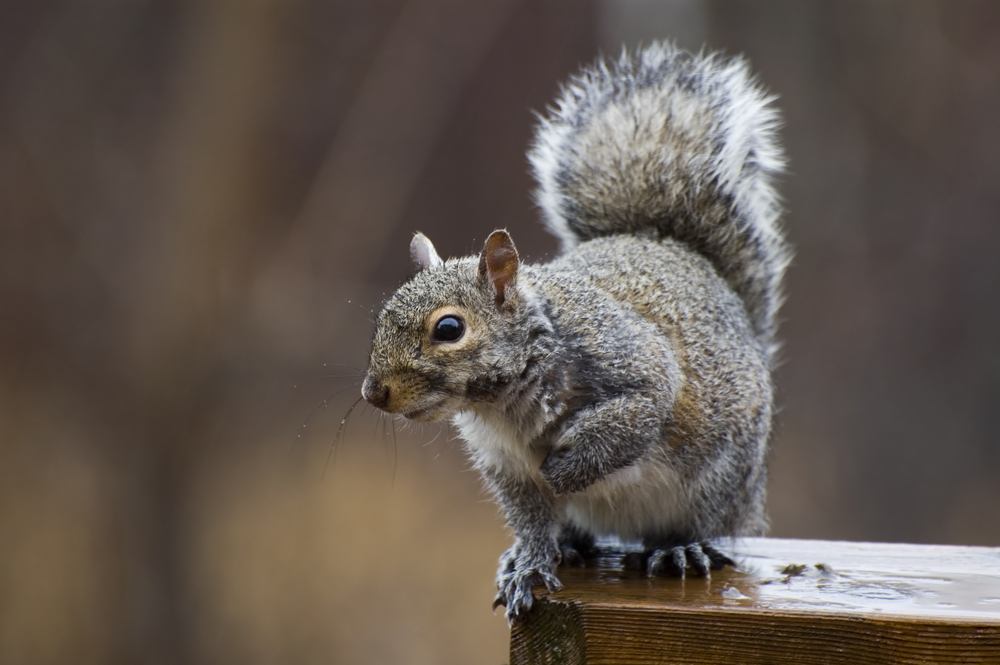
<box><xmin>362</xmin><ymin>230</ymin><xmax>540</xmax><ymax>422</ymax></box>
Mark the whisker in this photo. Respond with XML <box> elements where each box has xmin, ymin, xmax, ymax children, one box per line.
<box><xmin>290</xmin><ymin>388</ymin><xmax>344</xmax><ymax>455</ymax></box>
<box><xmin>380</xmin><ymin>411</ymin><xmax>391</xmax><ymax>475</ymax></box>
<box><xmin>325</xmin><ymin>395</ymin><xmax>363</xmax><ymax>479</ymax></box>
<box><xmin>390</xmin><ymin>416</ymin><xmax>398</xmax><ymax>486</ymax></box>
<box><xmin>421</xmin><ymin>427</ymin><xmax>442</xmax><ymax>448</ymax></box>
<box><xmin>320</xmin><ymin>362</ymin><xmax>365</xmax><ymax>370</ymax></box>
<box><xmin>344</xmin><ymin>298</ymin><xmax>377</xmax><ymax>325</ymax></box>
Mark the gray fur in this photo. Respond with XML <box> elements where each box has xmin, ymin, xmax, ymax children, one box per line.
<box><xmin>529</xmin><ymin>41</ymin><xmax>789</xmax><ymax>356</ymax></box>
<box><xmin>362</xmin><ymin>42</ymin><xmax>786</xmax><ymax>622</ymax></box>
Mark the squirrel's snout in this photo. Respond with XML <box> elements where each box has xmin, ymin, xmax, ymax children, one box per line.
<box><xmin>362</xmin><ymin>374</ymin><xmax>391</xmax><ymax>410</ymax></box>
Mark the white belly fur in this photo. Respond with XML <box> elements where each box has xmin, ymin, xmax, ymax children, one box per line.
<box><xmin>562</xmin><ymin>459</ymin><xmax>688</xmax><ymax>540</ymax></box>
<box><xmin>454</xmin><ymin>410</ymin><xmax>688</xmax><ymax>540</ymax></box>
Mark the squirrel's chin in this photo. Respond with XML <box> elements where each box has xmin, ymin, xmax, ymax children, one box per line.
<box><xmin>401</xmin><ymin>400</ymin><xmax>454</xmax><ymax>422</ymax></box>
<box><xmin>406</xmin><ymin>410</ymin><xmax>449</xmax><ymax>423</ymax></box>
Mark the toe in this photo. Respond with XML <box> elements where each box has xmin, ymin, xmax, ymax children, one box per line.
<box><xmin>669</xmin><ymin>545</ymin><xmax>687</xmax><ymax>577</ymax></box>
<box><xmin>646</xmin><ymin>548</ymin><xmax>667</xmax><ymax>576</ymax></box>
<box><xmin>539</xmin><ymin>569</ymin><xmax>564</xmax><ymax>592</ymax></box>
<box><xmin>508</xmin><ymin>578</ymin><xmax>535</xmax><ymax>620</ymax></box>
<box><xmin>702</xmin><ymin>542</ymin><xmax>736</xmax><ymax>570</ymax></box>
<box><xmin>686</xmin><ymin>543</ymin><xmax>712</xmax><ymax>577</ymax></box>
<box><xmin>646</xmin><ymin>546</ymin><xmax>687</xmax><ymax>577</ymax></box>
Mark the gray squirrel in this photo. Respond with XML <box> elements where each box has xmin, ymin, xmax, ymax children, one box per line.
<box><xmin>361</xmin><ymin>42</ymin><xmax>788</xmax><ymax>622</ymax></box>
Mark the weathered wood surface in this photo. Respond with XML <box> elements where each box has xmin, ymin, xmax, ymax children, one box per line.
<box><xmin>510</xmin><ymin>538</ymin><xmax>1000</xmax><ymax>664</ymax></box>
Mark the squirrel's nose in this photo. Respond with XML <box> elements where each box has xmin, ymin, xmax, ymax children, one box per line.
<box><xmin>362</xmin><ymin>374</ymin><xmax>390</xmax><ymax>409</ymax></box>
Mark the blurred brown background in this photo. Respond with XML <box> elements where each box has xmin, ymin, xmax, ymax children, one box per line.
<box><xmin>2</xmin><ymin>1</ymin><xmax>999</xmax><ymax>663</ymax></box>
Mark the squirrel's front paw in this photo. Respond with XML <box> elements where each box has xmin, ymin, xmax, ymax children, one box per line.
<box><xmin>493</xmin><ymin>564</ymin><xmax>562</xmax><ymax>623</ymax></box>
<box><xmin>492</xmin><ymin>542</ymin><xmax>562</xmax><ymax>623</ymax></box>
<box><xmin>540</xmin><ymin>448</ymin><xmax>585</xmax><ymax>495</ymax></box>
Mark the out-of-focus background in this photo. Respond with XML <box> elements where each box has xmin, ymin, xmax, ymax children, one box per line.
<box><xmin>2</xmin><ymin>1</ymin><xmax>998</xmax><ymax>663</ymax></box>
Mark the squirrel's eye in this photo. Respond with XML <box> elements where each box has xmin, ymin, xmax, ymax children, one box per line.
<box><xmin>432</xmin><ymin>315</ymin><xmax>465</xmax><ymax>343</ymax></box>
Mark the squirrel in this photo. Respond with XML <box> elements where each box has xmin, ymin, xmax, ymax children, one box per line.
<box><xmin>361</xmin><ymin>41</ymin><xmax>788</xmax><ymax>622</ymax></box>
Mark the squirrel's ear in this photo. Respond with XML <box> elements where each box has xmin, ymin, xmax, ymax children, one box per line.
<box><xmin>478</xmin><ymin>229</ymin><xmax>519</xmax><ymax>307</ymax></box>
<box><xmin>410</xmin><ymin>232</ymin><xmax>443</xmax><ymax>270</ymax></box>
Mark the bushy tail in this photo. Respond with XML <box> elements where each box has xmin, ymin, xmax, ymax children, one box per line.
<box><xmin>529</xmin><ymin>42</ymin><xmax>789</xmax><ymax>354</ymax></box>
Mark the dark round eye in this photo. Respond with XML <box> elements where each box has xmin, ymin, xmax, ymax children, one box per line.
<box><xmin>432</xmin><ymin>315</ymin><xmax>465</xmax><ymax>342</ymax></box>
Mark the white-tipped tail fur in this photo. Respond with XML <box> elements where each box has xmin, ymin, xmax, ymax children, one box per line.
<box><xmin>529</xmin><ymin>42</ymin><xmax>789</xmax><ymax>354</ymax></box>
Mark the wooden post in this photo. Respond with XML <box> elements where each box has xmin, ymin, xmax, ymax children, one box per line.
<box><xmin>510</xmin><ymin>538</ymin><xmax>1000</xmax><ymax>664</ymax></box>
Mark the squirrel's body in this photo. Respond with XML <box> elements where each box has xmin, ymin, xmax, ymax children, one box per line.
<box><xmin>455</xmin><ymin>234</ymin><xmax>770</xmax><ymax>541</ymax></box>
<box><xmin>363</xmin><ymin>42</ymin><xmax>788</xmax><ymax>621</ymax></box>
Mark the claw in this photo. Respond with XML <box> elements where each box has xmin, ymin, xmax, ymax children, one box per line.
<box><xmin>669</xmin><ymin>545</ymin><xmax>687</xmax><ymax>577</ymax></box>
<box><xmin>540</xmin><ymin>570</ymin><xmax>564</xmax><ymax>592</ymax></box>
<box><xmin>505</xmin><ymin>576</ymin><xmax>536</xmax><ymax>623</ymax></box>
<box><xmin>648</xmin><ymin>545</ymin><xmax>687</xmax><ymax>577</ymax></box>
<box><xmin>493</xmin><ymin>538</ymin><xmax>563</xmax><ymax>621</ymax></box>
<box><xmin>702</xmin><ymin>542</ymin><xmax>736</xmax><ymax>570</ymax></box>
<box><xmin>645</xmin><ymin>542</ymin><xmax>734</xmax><ymax>578</ymax></box>
<box><xmin>495</xmin><ymin>565</ymin><xmax>562</xmax><ymax>623</ymax></box>
<box><xmin>646</xmin><ymin>548</ymin><xmax>666</xmax><ymax>576</ymax></box>
<box><xmin>647</xmin><ymin>546</ymin><xmax>684</xmax><ymax>577</ymax></box>
<box><xmin>686</xmin><ymin>543</ymin><xmax>712</xmax><ymax>577</ymax></box>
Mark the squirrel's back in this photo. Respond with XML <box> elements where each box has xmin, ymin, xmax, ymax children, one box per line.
<box><xmin>529</xmin><ymin>42</ymin><xmax>789</xmax><ymax>357</ymax></box>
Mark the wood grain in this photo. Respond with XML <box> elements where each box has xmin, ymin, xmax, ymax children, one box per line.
<box><xmin>510</xmin><ymin>538</ymin><xmax>1000</xmax><ymax>664</ymax></box>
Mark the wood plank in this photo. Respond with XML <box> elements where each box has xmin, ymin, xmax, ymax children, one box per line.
<box><xmin>510</xmin><ymin>538</ymin><xmax>1000</xmax><ymax>664</ymax></box>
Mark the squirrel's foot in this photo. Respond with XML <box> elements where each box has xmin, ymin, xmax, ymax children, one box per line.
<box><xmin>625</xmin><ymin>542</ymin><xmax>735</xmax><ymax>579</ymax></box>
<box><xmin>492</xmin><ymin>565</ymin><xmax>562</xmax><ymax>623</ymax></box>
<box><xmin>492</xmin><ymin>541</ymin><xmax>563</xmax><ymax>623</ymax></box>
